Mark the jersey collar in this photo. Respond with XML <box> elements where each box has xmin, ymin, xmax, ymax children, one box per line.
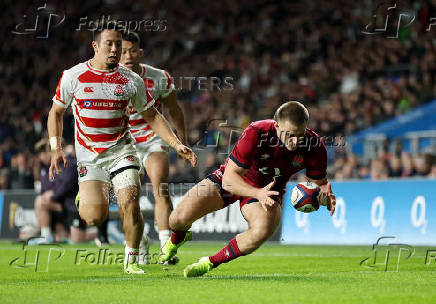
<box><xmin>86</xmin><ymin>60</ymin><xmax>119</xmax><ymax>75</ymax></box>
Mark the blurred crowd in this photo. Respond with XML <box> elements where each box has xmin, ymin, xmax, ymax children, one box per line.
<box><xmin>1</xmin><ymin>0</ymin><xmax>436</xmax><ymax>189</ymax></box>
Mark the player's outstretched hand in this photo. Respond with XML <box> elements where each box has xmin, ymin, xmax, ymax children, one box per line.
<box><xmin>320</xmin><ymin>182</ymin><xmax>336</xmax><ymax>216</ymax></box>
<box><xmin>175</xmin><ymin>144</ymin><xmax>198</xmax><ymax>167</ymax></box>
<box><xmin>49</xmin><ymin>150</ymin><xmax>68</xmax><ymax>180</ymax></box>
<box><xmin>256</xmin><ymin>178</ymin><xmax>279</xmax><ymax>212</ymax></box>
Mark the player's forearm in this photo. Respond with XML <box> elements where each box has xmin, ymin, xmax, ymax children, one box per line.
<box><xmin>141</xmin><ymin>108</ymin><xmax>182</xmax><ymax>149</ymax></box>
<box><xmin>47</xmin><ymin>106</ymin><xmax>64</xmax><ymax>150</ymax></box>
<box><xmin>163</xmin><ymin>92</ymin><xmax>186</xmax><ymax>144</ymax></box>
<box><xmin>222</xmin><ymin>171</ymin><xmax>260</xmax><ymax>198</ymax></box>
<box><xmin>167</xmin><ymin>106</ymin><xmax>186</xmax><ymax>144</ymax></box>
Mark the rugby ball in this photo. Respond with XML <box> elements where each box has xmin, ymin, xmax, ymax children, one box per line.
<box><xmin>290</xmin><ymin>182</ymin><xmax>327</xmax><ymax>213</ymax></box>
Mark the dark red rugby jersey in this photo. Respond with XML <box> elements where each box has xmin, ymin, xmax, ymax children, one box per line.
<box><xmin>217</xmin><ymin>119</ymin><xmax>327</xmax><ymax>196</ymax></box>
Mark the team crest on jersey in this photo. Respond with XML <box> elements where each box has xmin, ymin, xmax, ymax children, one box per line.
<box><xmin>292</xmin><ymin>155</ymin><xmax>304</xmax><ymax>167</ymax></box>
<box><xmin>125</xmin><ymin>155</ymin><xmax>135</xmax><ymax>162</ymax></box>
<box><xmin>114</xmin><ymin>85</ymin><xmax>125</xmax><ymax>96</ymax></box>
<box><xmin>79</xmin><ymin>166</ymin><xmax>88</xmax><ymax>177</ymax></box>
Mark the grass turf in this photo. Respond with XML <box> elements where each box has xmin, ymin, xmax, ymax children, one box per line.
<box><xmin>0</xmin><ymin>240</ymin><xmax>435</xmax><ymax>303</ymax></box>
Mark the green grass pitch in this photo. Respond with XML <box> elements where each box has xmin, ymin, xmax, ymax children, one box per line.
<box><xmin>0</xmin><ymin>241</ymin><xmax>435</xmax><ymax>303</ymax></box>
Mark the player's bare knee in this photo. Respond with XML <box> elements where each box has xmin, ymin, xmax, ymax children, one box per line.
<box><xmin>79</xmin><ymin>204</ymin><xmax>108</xmax><ymax>226</ymax></box>
<box><xmin>250</xmin><ymin>226</ymin><xmax>273</xmax><ymax>245</ymax></box>
<box><xmin>82</xmin><ymin>214</ymin><xmax>106</xmax><ymax>226</ymax></box>
<box><xmin>169</xmin><ymin>209</ymin><xmax>191</xmax><ymax>230</ymax></box>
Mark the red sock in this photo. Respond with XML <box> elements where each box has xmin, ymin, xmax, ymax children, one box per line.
<box><xmin>209</xmin><ymin>237</ymin><xmax>244</xmax><ymax>268</ymax></box>
<box><xmin>171</xmin><ymin>230</ymin><xmax>187</xmax><ymax>245</ymax></box>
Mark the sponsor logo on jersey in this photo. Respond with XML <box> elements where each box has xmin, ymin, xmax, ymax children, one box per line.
<box><xmin>114</xmin><ymin>85</ymin><xmax>125</xmax><ymax>96</ymax></box>
<box><xmin>292</xmin><ymin>155</ymin><xmax>304</xmax><ymax>167</ymax></box>
<box><xmin>84</xmin><ymin>87</ymin><xmax>94</xmax><ymax>93</ymax></box>
<box><xmin>79</xmin><ymin>166</ymin><xmax>88</xmax><ymax>177</ymax></box>
<box><xmin>83</xmin><ymin>100</ymin><xmax>92</xmax><ymax>108</ymax></box>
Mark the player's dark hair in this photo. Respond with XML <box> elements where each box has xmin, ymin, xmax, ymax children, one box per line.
<box><xmin>274</xmin><ymin>101</ymin><xmax>309</xmax><ymax>125</ymax></box>
<box><xmin>92</xmin><ymin>21</ymin><xmax>124</xmax><ymax>43</ymax></box>
<box><xmin>122</xmin><ymin>32</ymin><xmax>141</xmax><ymax>48</ymax></box>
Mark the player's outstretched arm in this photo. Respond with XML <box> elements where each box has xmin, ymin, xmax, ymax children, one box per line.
<box><xmin>306</xmin><ymin>176</ymin><xmax>336</xmax><ymax>216</ymax></box>
<box><xmin>222</xmin><ymin>159</ymin><xmax>279</xmax><ymax>212</ymax></box>
<box><xmin>140</xmin><ymin>106</ymin><xmax>197</xmax><ymax>167</ymax></box>
<box><xmin>161</xmin><ymin>91</ymin><xmax>186</xmax><ymax>145</ymax></box>
<box><xmin>47</xmin><ymin>103</ymin><xmax>68</xmax><ymax>180</ymax></box>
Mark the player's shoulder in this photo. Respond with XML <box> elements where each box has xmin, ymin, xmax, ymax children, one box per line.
<box><xmin>118</xmin><ymin>64</ymin><xmax>144</xmax><ymax>84</ymax></box>
<box><xmin>304</xmin><ymin>128</ymin><xmax>326</xmax><ymax>153</ymax></box>
<box><xmin>61</xmin><ymin>61</ymin><xmax>87</xmax><ymax>80</ymax></box>
<box><xmin>305</xmin><ymin>128</ymin><xmax>323</xmax><ymax>141</ymax></box>
<box><xmin>141</xmin><ymin>63</ymin><xmax>168</xmax><ymax>79</ymax></box>
<box><xmin>248</xmin><ymin>119</ymin><xmax>275</xmax><ymax>133</ymax></box>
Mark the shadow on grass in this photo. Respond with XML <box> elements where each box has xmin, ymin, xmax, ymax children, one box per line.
<box><xmin>195</xmin><ymin>273</ymin><xmax>325</xmax><ymax>282</ymax></box>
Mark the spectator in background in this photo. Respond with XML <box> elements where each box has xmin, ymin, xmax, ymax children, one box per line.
<box><xmin>52</xmin><ymin>145</ymin><xmax>95</xmax><ymax>243</ymax></box>
<box><xmin>370</xmin><ymin>158</ymin><xmax>388</xmax><ymax>180</ymax></box>
<box><xmin>415</xmin><ymin>153</ymin><xmax>433</xmax><ymax>177</ymax></box>
<box><xmin>32</xmin><ymin>143</ymin><xmax>94</xmax><ymax>243</ymax></box>
<box><xmin>169</xmin><ymin>158</ymin><xmax>198</xmax><ymax>183</ymax></box>
<box><xmin>401</xmin><ymin>153</ymin><xmax>416</xmax><ymax>177</ymax></box>
<box><xmin>33</xmin><ymin>140</ymin><xmax>62</xmax><ymax>243</ymax></box>
<box><xmin>429</xmin><ymin>164</ymin><xmax>436</xmax><ymax>178</ymax></box>
<box><xmin>202</xmin><ymin>152</ymin><xmax>222</xmax><ymax>179</ymax></box>
<box><xmin>10</xmin><ymin>152</ymin><xmax>33</xmax><ymax>189</ymax></box>
<box><xmin>0</xmin><ymin>173</ymin><xmax>8</xmax><ymax>190</ymax></box>
<box><xmin>388</xmin><ymin>156</ymin><xmax>402</xmax><ymax>177</ymax></box>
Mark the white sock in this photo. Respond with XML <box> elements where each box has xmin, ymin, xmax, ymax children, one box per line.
<box><xmin>41</xmin><ymin>227</ymin><xmax>52</xmax><ymax>239</ymax></box>
<box><xmin>159</xmin><ymin>230</ymin><xmax>171</xmax><ymax>248</ymax></box>
<box><xmin>124</xmin><ymin>246</ymin><xmax>139</xmax><ymax>264</ymax></box>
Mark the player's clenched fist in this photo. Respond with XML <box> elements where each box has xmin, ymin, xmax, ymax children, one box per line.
<box><xmin>49</xmin><ymin>150</ymin><xmax>68</xmax><ymax>180</ymax></box>
<box><xmin>175</xmin><ymin>144</ymin><xmax>197</xmax><ymax>167</ymax></box>
<box><xmin>255</xmin><ymin>179</ymin><xmax>279</xmax><ymax>212</ymax></box>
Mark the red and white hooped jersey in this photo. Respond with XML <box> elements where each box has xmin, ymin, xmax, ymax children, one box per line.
<box><xmin>128</xmin><ymin>63</ymin><xmax>174</xmax><ymax>144</ymax></box>
<box><xmin>52</xmin><ymin>60</ymin><xmax>155</xmax><ymax>162</ymax></box>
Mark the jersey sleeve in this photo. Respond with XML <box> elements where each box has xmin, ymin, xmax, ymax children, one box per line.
<box><xmin>229</xmin><ymin>125</ymin><xmax>259</xmax><ymax>169</ymax></box>
<box><xmin>158</xmin><ymin>70</ymin><xmax>174</xmax><ymax>99</ymax></box>
<box><xmin>52</xmin><ymin>71</ymin><xmax>74</xmax><ymax>108</ymax></box>
<box><xmin>131</xmin><ymin>75</ymin><xmax>155</xmax><ymax>113</ymax></box>
<box><xmin>305</xmin><ymin>138</ymin><xmax>327</xmax><ymax>180</ymax></box>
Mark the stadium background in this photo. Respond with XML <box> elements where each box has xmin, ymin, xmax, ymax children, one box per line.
<box><xmin>0</xmin><ymin>0</ymin><xmax>435</xmax><ymax>245</ymax></box>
